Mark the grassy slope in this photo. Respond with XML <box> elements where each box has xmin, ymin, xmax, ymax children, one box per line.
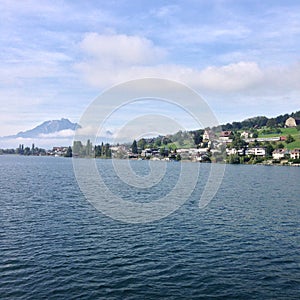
<box><xmin>258</xmin><ymin>127</ymin><xmax>300</xmax><ymax>150</ymax></box>
<box><xmin>258</xmin><ymin>127</ymin><xmax>297</xmax><ymax>137</ymax></box>
<box><xmin>285</xmin><ymin>139</ymin><xmax>300</xmax><ymax>150</ymax></box>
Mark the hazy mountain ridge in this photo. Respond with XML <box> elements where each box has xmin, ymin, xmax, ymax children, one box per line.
<box><xmin>3</xmin><ymin>118</ymin><xmax>80</xmax><ymax>139</ymax></box>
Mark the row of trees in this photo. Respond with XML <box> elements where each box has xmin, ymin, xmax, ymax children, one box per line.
<box><xmin>131</xmin><ymin>139</ymin><xmax>179</xmax><ymax>154</ymax></box>
<box><xmin>130</xmin><ymin>139</ymin><xmax>182</xmax><ymax>161</ymax></box>
<box><xmin>94</xmin><ymin>143</ymin><xmax>112</xmax><ymax>158</ymax></box>
<box><xmin>0</xmin><ymin>141</ymin><xmax>112</xmax><ymax>158</ymax></box>
<box><xmin>73</xmin><ymin>140</ymin><xmax>112</xmax><ymax>158</ymax></box>
<box><xmin>16</xmin><ymin>144</ymin><xmax>47</xmax><ymax>156</ymax></box>
<box><xmin>219</xmin><ymin>110</ymin><xmax>300</xmax><ymax>131</ymax></box>
<box><xmin>130</xmin><ymin>130</ymin><xmax>200</xmax><ymax>152</ymax></box>
<box><xmin>0</xmin><ymin>144</ymin><xmax>47</xmax><ymax>156</ymax></box>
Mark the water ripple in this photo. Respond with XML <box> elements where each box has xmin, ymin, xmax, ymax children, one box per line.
<box><xmin>0</xmin><ymin>156</ymin><xmax>299</xmax><ymax>299</ymax></box>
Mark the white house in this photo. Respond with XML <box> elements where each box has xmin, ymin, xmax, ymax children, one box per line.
<box><xmin>219</xmin><ymin>131</ymin><xmax>232</xmax><ymax>141</ymax></box>
<box><xmin>226</xmin><ymin>148</ymin><xmax>245</xmax><ymax>156</ymax></box>
<box><xmin>272</xmin><ymin>149</ymin><xmax>288</xmax><ymax>160</ymax></box>
<box><xmin>290</xmin><ymin>149</ymin><xmax>300</xmax><ymax>160</ymax></box>
<box><xmin>246</xmin><ymin>147</ymin><xmax>266</xmax><ymax>156</ymax></box>
<box><xmin>226</xmin><ymin>148</ymin><xmax>237</xmax><ymax>155</ymax></box>
<box><xmin>241</xmin><ymin>131</ymin><xmax>251</xmax><ymax>139</ymax></box>
<box><xmin>203</xmin><ymin>130</ymin><xmax>215</xmax><ymax>141</ymax></box>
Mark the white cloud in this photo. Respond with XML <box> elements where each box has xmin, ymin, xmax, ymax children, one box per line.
<box><xmin>0</xmin><ymin>48</ymin><xmax>72</xmax><ymax>85</ymax></box>
<box><xmin>38</xmin><ymin>129</ymin><xmax>76</xmax><ymax>138</ymax></box>
<box><xmin>79</xmin><ymin>33</ymin><xmax>166</xmax><ymax>66</ymax></box>
<box><xmin>76</xmin><ymin>32</ymin><xmax>300</xmax><ymax>97</ymax></box>
<box><xmin>169</xmin><ymin>24</ymin><xmax>251</xmax><ymax>45</ymax></box>
<box><xmin>151</xmin><ymin>5</ymin><xmax>179</xmax><ymax>18</ymax></box>
<box><xmin>76</xmin><ymin>126</ymin><xmax>99</xmax><ymax>137</ymax></box>
<box><xmin>75</xmin><ymin>31</ymin><xmax>300</xmax><ymax>127</ymax></box>
<box><xmin>263</xmin><ymin>62</ymin><xmax>300</xmax><ymax>91</ymax></box>
<box><xmin>194</xmin><ymin>62</ymin><xmax>263</xmax><ymax>92</ymax></box>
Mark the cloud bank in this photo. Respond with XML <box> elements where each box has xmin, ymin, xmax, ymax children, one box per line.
<box><xmin>1</xmin><ymin>0</ymin><xmax>300</xmax><ymax>139</ymax></box>
<box><xmin>76</xmin><ymin>33</ymin><xmax>300</xmax><ymax>96</ymax></box>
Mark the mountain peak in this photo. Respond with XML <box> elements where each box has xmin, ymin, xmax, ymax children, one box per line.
<box><xmin>15</xmin><ymin>118</ymin><xmax>80</xmax><ymax>138</ymax></box>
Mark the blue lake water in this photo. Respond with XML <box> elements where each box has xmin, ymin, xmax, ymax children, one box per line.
<box><xmin>0</xmin><ymin>155</ymin><xmax>299</xmax><ymax>299</ymax></box>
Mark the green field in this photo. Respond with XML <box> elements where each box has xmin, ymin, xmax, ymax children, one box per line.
<box><xmin>285</xmin><ymin>139</ymin><xmax>300</xmax><ymax>150</ymax></box>
<box><xmin>258</xmin><ymin>127</ymin><xmax>300</xmax><ymax>150</ymax></box>
<box><xmin>258</xmin><ymin>127</ymin><xmax>297</xmax><ymax>137</ymax></box>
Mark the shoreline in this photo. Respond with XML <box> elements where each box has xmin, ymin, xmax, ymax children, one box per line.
<box><xmin>1</xmin><ymin>154</ymin><xmax>299</xmax><ymax>167</ymax></box>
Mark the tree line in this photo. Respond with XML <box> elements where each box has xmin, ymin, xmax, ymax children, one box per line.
<box><xmin>217</xmin><ymin>110</ymin><xmax>300</xmax><ymax>131</ymax></box>
<box><xmin>0</xmin><ymin>144</ymin><xmax>47</xmax><ymax>156</ymax></box>
<box><xmin>129</xmin><ymin>110</ymin><xmax>300</xmax><ymax>149</ymax></box>
<box><xmin>72</xmin><ymin>140</ymin><xmax>112</xmax><ymax>158</ymax></box>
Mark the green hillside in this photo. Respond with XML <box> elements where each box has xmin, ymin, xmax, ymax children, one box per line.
<box><xmin>258</xmin><ymin>127</ymin><xmax>300</xmax><ymax>150</ymax></box>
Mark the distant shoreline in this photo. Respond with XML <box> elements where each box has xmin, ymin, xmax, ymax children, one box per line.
<box><xmin>1</xmin><ymin>154</ymin><xmax>299</xmax><ymax>167</ymax></box>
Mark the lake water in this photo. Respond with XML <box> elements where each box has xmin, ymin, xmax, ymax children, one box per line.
<box><xmin>0</xmin><ymin>156</ymin><xmax>299</xmax><ymax>299</ymax></box>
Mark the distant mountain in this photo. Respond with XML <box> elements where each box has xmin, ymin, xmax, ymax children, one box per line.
<box><xmin>6</xmin><ymin>118</ymin><xmax>80</xmax><ymax>139</ymax></box>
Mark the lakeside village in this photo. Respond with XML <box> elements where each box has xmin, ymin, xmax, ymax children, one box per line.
<box><xmin>1</xmin><ymin>115</ymin><xmax>300</xmax><ymax>166</ymax></box>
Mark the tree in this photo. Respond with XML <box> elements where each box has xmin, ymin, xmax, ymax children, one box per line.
<box><xmin>131</xmin><ymin>140</ymin><xmax>138</xmax><ymax>154</ymax></box>
<box><xmin>286</xmin><ymin>134</ymin><xmax>295</xmax><ymax>144</ymax></box>
<box><xmin>73</xmin><ymin>141</ymin><xmax>83</xmax><ymax>156</ymax></box>
<box><xmin>168</xmin><ymin>143</ymin><xmax>177</xmax><ymax>152</ymax></box>
<box><xmin>94</xmin><ymin>145</ymin><xmax>101</xmax><ymax>157</ymax></box>
<box><xmin>65</xmin><ymin>146</ymin><xmax>72</xmax><ymax>157</ymax></box>
<box><xmin>227</xmin><ymin>154</ymin><xmax>240</xmax><ymax>164</ymax></box>
<box><xmin>231</xmin><ymin>134</ymin><xmax>247</xmax><ymax>149</ymax></box>
<box><xmin>192</xmin><ymin>130</ymin><xmax>203</xmax><ymax>145</ymax></box>
<box><xmin>86</xmin><ymin>139</ymin><xmax>93</xmax><ymax>156</ymax></box>
<box><xmin>17</xmin><ymin>144</ymin><xmax>24</xmax><ymax>155</ymax></box>
<box><xmin>101</xmin><ymin>142</ymin><xmax>105</xmax><ymax>156</ymax></box>
<box><xmin>178</xmin><ymin>137</ymin><xmax>184</xmax><ymax>146</ymax></box>
<box><xmin>155</xmin><ymin>138</ymin><xmax>162</xmax><ymax>147</ymax></box>
<box><xmin>94</xmin><ymin>143</ymin><xmax>111</xmax><ymax>158</ymax></box>
<box><xmin>138</xmin><ymin>138</ymin><xmax>146</xmax><ymax>150</ymax></box>
<box><xmin>175</xmin><ymin>154</ymin><xmax>181</xmax><ymax>161</ymax></box>
<box><xmin>24</xmin><ymin>147</ymin><xmax>31</xmax><ymax>155</ymax></box>
<box><xmin>266</xmin><ymin>118</ymin><xmax>277</xmax><ymax>128</ymax></box>
<box><xmin>232</xmin><ymin>122</ymin><xmax>242</xmax><ymax>130</ymax></box>
<box><xmin>162</xmin><ymin>137</ymin><xmax>172</xmax><ymax>145</ymax></box>
<box><xmin>277</xmin><ymin>142</ymin><xmax>284</xmax><ymax>149</ymax></box>
<box><xmin>105</xmin><ymin>143</ymin><xmax>111</xmax><ymax>157</ymax></box>
<box><xmin>222</xmin><ymin>123</ymin><xmax>233</xmax><ymax>130</ymax></box>
<box><xmin>160</xmin><ymin>147</ymin><xmax>168</xmax><ymax>157</ymax></box>
<box><xmin>264</xmin><ymin>142</ymin><xmax>274</xmax><ymax>157</ymax></box>
<box><xmin>253</xmin><ymin>139</ymin><xmax>260</xmax><ymax>147</ymax></box>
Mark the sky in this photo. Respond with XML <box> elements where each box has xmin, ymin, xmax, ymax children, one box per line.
<box><xmin>1</xmin><ymin>0</ymin><xmax>300</xmax><ymax>146</ymax></box>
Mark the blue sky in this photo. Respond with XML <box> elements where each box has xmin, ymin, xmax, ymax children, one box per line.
<box><xmin>1</xmin><ymin>0</ymin><xmax>300</xmax><ymax>146</ymax></box>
